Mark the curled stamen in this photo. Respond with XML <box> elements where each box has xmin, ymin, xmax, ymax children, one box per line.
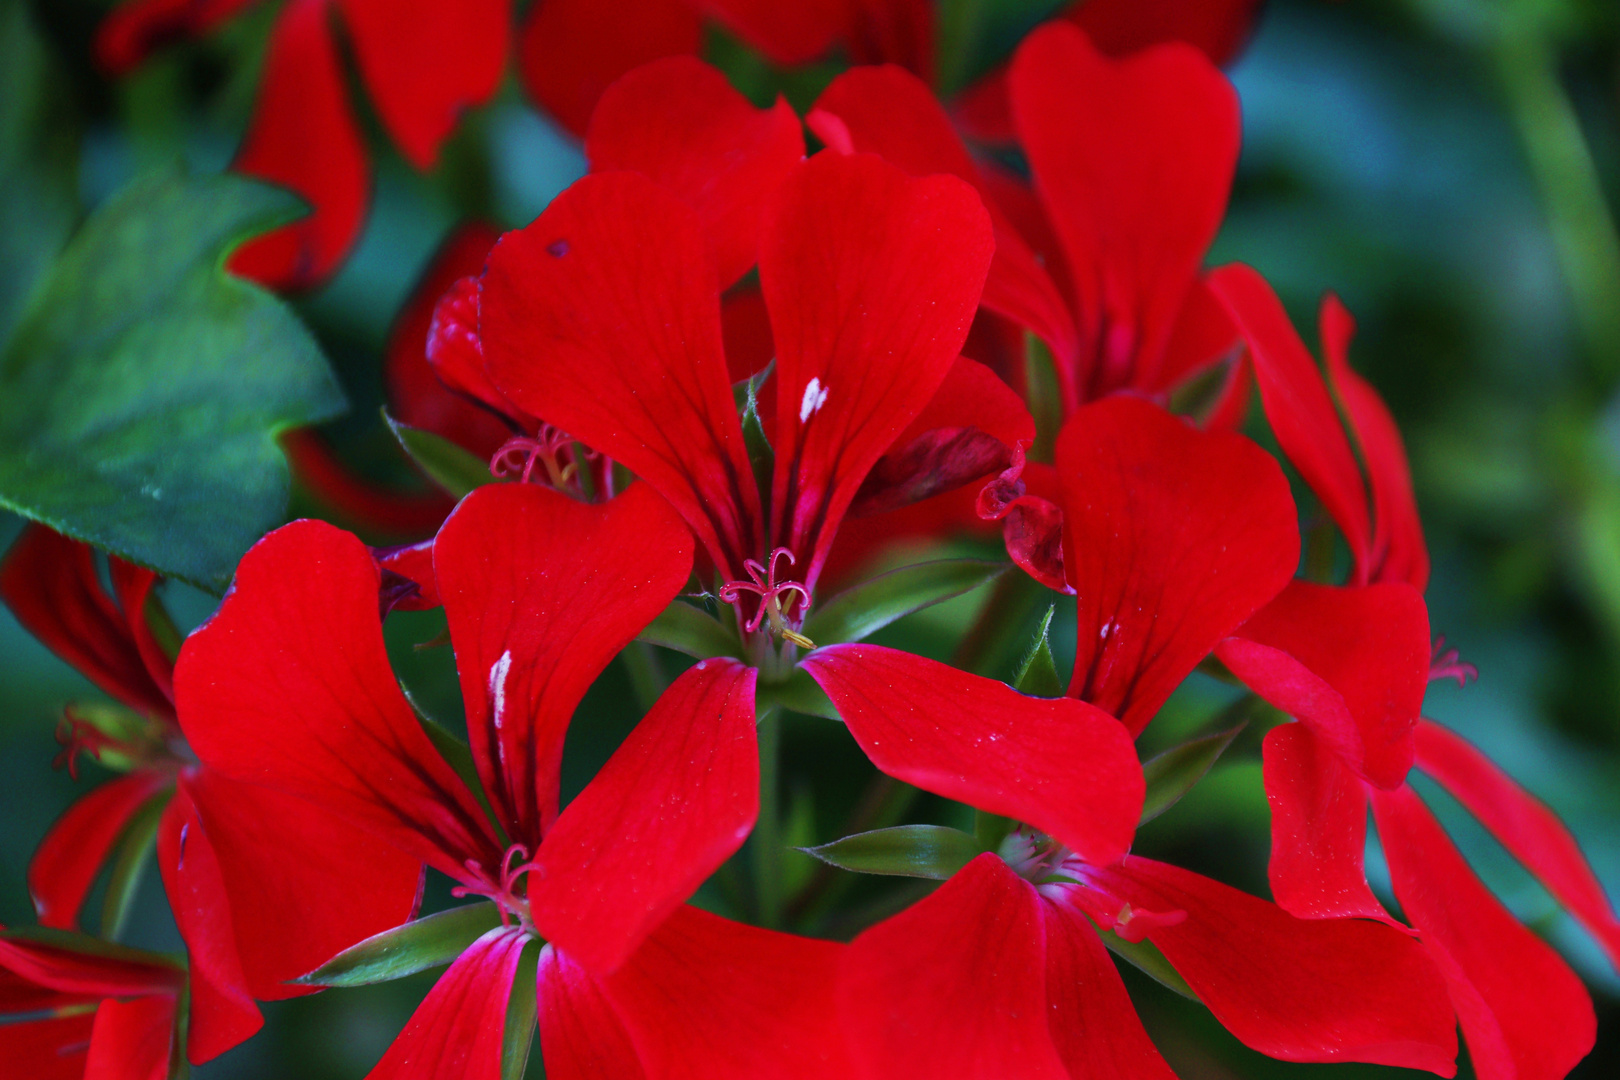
<box><xmin>718</xmin><ymin>548</ymin><xmax>814</xmax><ymax>648</ymax></box>
<box><xmin>450</xmin><ymin>844</ymin><xmax>544</xmax><ymax>927</ymax></box>
<box><xmin>490</xmin><ymin>424</ymin><xmax>584</xmax><ymax>490</ymax></box>
<box><xmin>1429</xmin><ymin>636</ymin><xmax>1478</xmax><ymax>687</ymax></box>
<box><xmin>53</xmin><ymin>713</ymin><xmax>116</xmax><ymax>780</ymax></box>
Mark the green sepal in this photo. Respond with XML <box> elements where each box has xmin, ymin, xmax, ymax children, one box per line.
<box><xmin>101</xmin><ymin>790</ymin><xmax>169</xmax><ymax>941</ymax></box>
<box><xmin>800</xmin><ymin>825</ymin><xmax>986</xmax><ymax>880</ymax></box>
<box><xmin>1013</xmin><ymin>606</ymin><xmax>1063</xmax><ymax>697</ymax></box>
<box><xmin>0</xmin><ymin>169</ymin><xmax>346</xmax><ymax>593</ymax></box>
<box><xmin>757</xmin><ymin>666</ymin><xmax>839</xmax><ymax>721</ymax></box>
<box><xmin>502</xmin><ymin>938</ymin><xmax>541</xmax><ymax>1080</ymax></box>
<box><xmin>635</xmin><ymin>599</ymin><xmax>743</xmax><ymax>660</ymax></box>
<box><xmin>802</xmin><ymin>559</ymin><xmax>1009</xmax><ymax>647</ymax></box>
<box><xmin>168</xmin><ymin>979</ymin><xmax>191</xmax><ymax>1080</ymax></box>
<box><xmin>973</xmin><ymin>810</ymin><xmax>1014</xmax><ymax>855</ymax></box>
<box><xmin>1139</xmin><ymin>722</ymin><xmax>1247</xmax><ymax>825</ymax></box>
<box><xmin>384</xmin><ymin>410</ymin><xmax>494</xmax><ymax>498</ymax></box>
<box><xmin>413</xmin><ymin>703</ymin><xmax>502</xmax><ymax>840</ymax></box>
<box><xmin>293</xmin><ymin>903</ymin><xmax>504</xmax><ymax>988</ymax></box>
<box><xmin>1097</xmin><ymin>928</ymin><xmax>1200</xmax><ymax>1002</ymax></box>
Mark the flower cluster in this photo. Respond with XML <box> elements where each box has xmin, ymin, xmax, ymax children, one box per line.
<box><xmin>2</xmin><ymin>4</ymin><xmax>1616</xmax><ymax>1080</ymax></box>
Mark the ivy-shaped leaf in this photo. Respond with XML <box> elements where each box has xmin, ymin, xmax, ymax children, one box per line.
<box><xmin>0</xmin><ymin>170</ymin><xmax>346</xmax><ymax>592</ymax></box>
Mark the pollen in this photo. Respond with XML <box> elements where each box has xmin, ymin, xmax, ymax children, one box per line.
<box><xmin>799</xmin><ymin>377</ymin><xmax>830</xmax><ymax>422</ymax></box>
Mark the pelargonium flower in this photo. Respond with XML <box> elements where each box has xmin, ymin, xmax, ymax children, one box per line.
<box><xmin>1205</xmin><ymin>264</ymin><xmax>1618</xmax><ymax>1080</ymax></box>
<box><xmin>807</xmin><ymin>22</ymin><xmax>1251</xmax><ymax>587</ymax></box>
<box><xmin>0</xmin><ymin>928</ymin><xmax>185</xmax><ymax>1080</ymax></box>
<box><xmin>175</xmin><ymin>482</ymin><xmax>850</xmax><ymax>1078</ymax></box>
<box><xmin>799</xmin><ymin>395</ymin><xmax>1461</xmax><ymax>1076</ymax></box>
<box><xmin>96</xmin><ymin>0</ymin><xmax>510</xmax><ymax>289</ymax></box>
<box><xmin>0</xmin><ymin>525</ymin><xmax>420</xmax><ymax>1069</ymax></box>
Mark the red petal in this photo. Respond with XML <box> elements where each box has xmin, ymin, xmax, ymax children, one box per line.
<box><xmin>1089</xmin><ymin>856</ymin><xmax>1459</xmax><ymax>1072</ymax></box>
<box><xmin>1321</xmin><ymin>294</ymin><xmax>1431</xmax><ymax>591</ymax></box>
<box><xmin>840</xmin><ymin>854</ymin><xmax>1068</xmax><ymax>1080</ymax></box>
<box><xmin>1261</xmin><ymin>723</ymin><xmax>1388</xmax><ymax>921</ymax></box>
<box><xmin>808</xmin><ymin>65</ymin><xmax>1078</xmax><ymax>366</ymax></box>
<box><xmin>851</xmin><ymin>357</ymin><xmax>1034</xmax><ymax>517</ymax></box>
<box><xmin>182</xmin><ymin>769</ymin><xmax>423</xmax><ymax>1001</ymax></box>
<box><xmin>108</xmin><ymin>557</ymin><xmax>173</xmax><ymax>703</ymax></box>
<box><xmin>1042</xmin><ymin>899</ymin><xmax>1177</xmax><ymax>1080</ymax></box>
<box><xmin>602</xmin><ymin>905</ymin><xmax>853</xmax><ymax>1080</ymax></box>
<box><xmin>721</xmin><ymin>283</ymin><xmax>776</xmax><ymax>384</ymax></box>
<box><xmin>373</xmin><ymin>538</ymin><xmax>440</xmax><ymax>612</ymax></box>
<box><xmin>426</xmin><ymin>273</ymin><xmax>532</xmax><ymax>427</ymax></box>
<box><xmin>1011</xmin><ymin>23</ymin><xmax>1238</xmax><ymax>406</ymax></box>
<box><xmin>587</xmin><ymin>57</ymin><xmax>805</xmax><ymax>289</ymax></box>
<box><xmin>532</xmin><ymin>659</ymin><xmax>757</xmax><ymax>973</ymax></box>
<box><xmin>436</xmin><ymin>483</ymin><xmax>694</xmax><ymax>843</ymax></box>
<box><xmin>229</xmin><ymin>0</ymin><xmax>369</xmax><ymax>290</ymax></box>
<box><xmin>155</xmin><ymin>791</ymin><xmax>262</xmax><ymax>1063</ymax></box>
<box><xmin>386</xmin><ymin>225</ymin><xmax>512</xmax><ymax>461</ymax></box>
<box><xmin>802</xmin><ymin>644</ymin><xmax>1142</xmax><ymax>865</ymax></box>
<box><xmin>763</xmin><ymin>152</ymin><xmax>994</xmax><ymax>594</ymax></box>
<box><xmin>0</xmin><ymin>938</ymin><xmax>180</xmax><ymax>1000</ymax></box>
<box><xmin>30</xmin><ymin>772</ymin><xmax>171</xmax><ymax>930</ymax></box>
<box><xmin>175</xmin><ymin>519</ymin><xmax>501</xmax><ymax>880</ymax></box>
<box><xmin>1153</xmin><ymin>275</ymin><xmax>1243</xmax><ymax>400</ymax></box>
<box><xmin>703</xmin><ymin>0</ymin><xmax>849</xmax><ymax>64</ymax></box>
<box><xmin>1207</xmin><ymin>264</ymin><xmax>1375</xmax><ymax>581</ymax></box>
<box><xmin>1056</xmin><ymin>396</ymin><xmax>1298</xmax><ymax>735</ymax></box>
<box><xmin>537</xmin><ymin>946</ymin><xmax>647</xmax><ymax>1080</ymax></box>
<box><xmin>82</xmin><ymin>994</ymin><xmax>175</xmax><ymax>1080</ymax></box>
<box><xmin>1067</xmin><ymin>0</ymin><xmax>1262</xmax><ymax>66</ymax></box>
<box><xmin>518</xmin><ymin>0</ymin><xmax>701</xmax><ymax>138</ymax></box>
<box><xmin>332</xmin><ymin>0</ymin><xmax>506</xmax><ymax>171</ymax></box>
<box><xmin>0</xmin><ymin>1013</ymin><xmax>95</xmax><ymax>1080</ymax></box>
<box><xmin>1372</xmin><ymin>784</ymin><xmax>1594</xmax><ymax>1080</ymax></box>
<box><xmin>482</xmin><ymin>171</ymin><xmax>762</xmax><ymax>580</ymax></box>
<box><xmin>1414</xmin><ymin>719</ymin><xmax>1620</xmax><ymax>967</ymax></box>
<box><xmin>94</xmin><ymin>0</ymin><xmax>259</xmax><ymax>74</ymax></box>
<box><xmin>1217</xmin><ymin>580</ymin><xmax>1429</xmax><ymax>789</ymax></box>
<box><xmin>0</xmin><ymin>525</ymin><xmax>172</xmax><ymax>717</ymax></box>
<box><xmin>367</xmin><ymin>926</ymin><xmax>530</xmax><ymax>1080</ymax></box>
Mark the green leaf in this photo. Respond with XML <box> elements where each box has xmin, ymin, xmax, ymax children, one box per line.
<box><xmin>0</xmin><ymin>170</ymin><xmax>346</xmax><ymax>592</ymax></box>
<box><xmin>384</xmin><ymin>410</ymin><xmax>493</xmax><ymax>498</ymax></box>
<box><xmin>802</xmin><ymin>559</ymin><xmax>1009</xmax><ymax>647</ymax></box>
<box><xmin>502</xmin><ymin>939</ymin><xmax>540</xmax><ymax>1080</ymax></box>
<box><xmin>758</xmin><ymin>665</ymin><xmax>839</xmax><ymax>721</ymax></box>
<box><xmin>1097</xmin><ymin>929</ymin><xmax>1199</xmax><ymax>1002</ymax></box>
<box><xmin>295</xmin><ymin>903</ymin><xmax>503</xmax><ymax>988</ymax></box>
<box><xmin>801</xmin><ymin>825</ymin><xmax>986</xmax><ymax>880</ymax></box>
<box><xmin>635</xmin><ymin>599</ymin><xmax>742</xmax><ymax>660</ymax></box>
<box><xmin>100</xmin><ymin>791</ymin><xmax>168</xmax><ymax>941</ymax></box>
<box><xmin>1012</xmin><ymin>605</ymin><xmax>1063</xmax><ymax>696</ymax></box>
<box><xmin>1139</xmin><ymin>722</ymin><xmax>1246</xmax><ymax>825</ymax></box>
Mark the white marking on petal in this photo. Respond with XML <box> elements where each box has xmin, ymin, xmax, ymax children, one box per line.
<box><xmin>489</xmin><ymin>650</ymin><xmax>513</xmax><ymax>732</ymax></box>
<box><xmin>799</xmin><ymin>377</ymin><xmax>829</xmax><ymax>423</ymax></box>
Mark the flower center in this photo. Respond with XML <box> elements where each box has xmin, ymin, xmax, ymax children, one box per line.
<box><xmin>452</xmin><ymin>844</ymin><xmax>542</xmax><ymax>932</ymax></box>
<box><xmin>490</xmin><ymin>424</ymin><xmax>602</xmax><ymax>499</ymax></box>
<box><xmin>999</xmin><ymin>826</ymin><xmax>1186</xmax><ymax>942</ymax></box>
<box><xmin>718</xmin><ymin>547</ymin><xmax>814</xmax><ymax>650</ymax></box>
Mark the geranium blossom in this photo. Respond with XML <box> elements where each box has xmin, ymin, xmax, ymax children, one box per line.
<box><xmin>1208</xmin><ymin>264</ymin><xmax>1618</xmax><ymax>1079</ymax></box>
<box><xmin>175</xmin><ymin>482</ymin><xmax>849</xmax><ymax>1078</ymax></box>
<box><xmin>801</xmin><ymin>395</ymin><xmax>1460</xmax><ymax>1075</ymax></box>
<box><xmin>0</xmin><ymin>525</ymin><xmax>421</xmax><ymax>1070</ymax></box>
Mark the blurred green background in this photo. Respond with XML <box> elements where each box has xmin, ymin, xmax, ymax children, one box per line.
<box><xmin>2</xmin><ymin>0</ymin><xmax>1619</xmax><ymax>1075</ymax></box>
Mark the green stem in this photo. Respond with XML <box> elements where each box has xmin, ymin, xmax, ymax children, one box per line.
<box><xmin>619</xmin><ymin>642</ymin><xmax>666</xmax><ymax>715</ymax></box>
<box><xmin>754</xmin><ymin>707</ymin><xmax>783</xmax><ymax>928</ymax></box>
<box><xmin>1493</xmin><ymin>26</ymin><xmax>1620</xmax><ymax>386</ymax></box>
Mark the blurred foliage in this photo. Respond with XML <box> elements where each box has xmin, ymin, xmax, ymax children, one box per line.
<box><xmin>0</xmin><ymin>0</ymin><xmax>1618</xmax><ymax>1076</ymax></box>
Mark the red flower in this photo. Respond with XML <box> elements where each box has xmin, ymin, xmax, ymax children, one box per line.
<box><xmin>1208</xmin><ymin>264</ymin><xmax>1615</xmax><ymax>1080</ymax></box>
<box><xmin>96</xmin><ymin>0</ymin><xmax>510</xmax><ymax>289</ymax></box>
<box><xmin>799</xmin><ymin>398</ymin><xmax>1461</xmax><ymax>1075</ymax></box>
<box><xmin>0</xmin><ymin>525</ymin><xmax>420</xmax><ymax>1068</ymax></box>
<box><xmin>0</xmin><ymin>929</ymin><xmax>184</xmax><ymax>1080</ymax></box>
<box><xmin>174</xmin><ymin>483</ymin><xmax>850</xmax><ymax>1077</ymax></box>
